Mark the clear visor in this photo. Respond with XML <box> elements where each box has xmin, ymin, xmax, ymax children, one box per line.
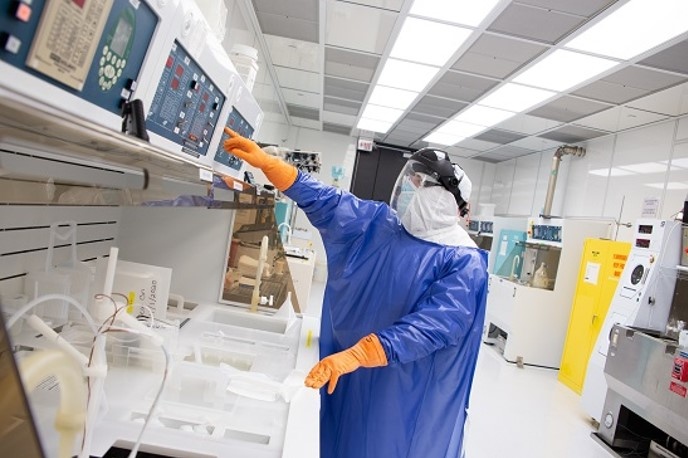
<box><xmin>390</xmin><ymin>160</ymin><xmax>442</xmax><ymax>218</ymax></box>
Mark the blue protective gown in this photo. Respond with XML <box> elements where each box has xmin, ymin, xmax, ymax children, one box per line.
<box><xmin>284</xmin><ymin>172</ymin><xmax>488</xmax><ymax>458</ymax></box>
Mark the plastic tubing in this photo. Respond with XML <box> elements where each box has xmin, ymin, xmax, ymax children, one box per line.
<box><xmin>19</xmin><ymin>350</ymin><xmax>87</xmax><ymax>458</ymax></box>
<box><xmin>6</xmin><ymin>294</ymin><xmax>97</xmax><ymax>334</ymax></box>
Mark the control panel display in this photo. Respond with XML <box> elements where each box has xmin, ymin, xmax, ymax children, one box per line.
<box><xmin>146</xmin><ymin>41</ymin><xmax>225</xmax><ymax>158</ymax></box>
<box><xmin>213</xmin><ymin>107</ymin><xmax>255</xmax><ymax>171</ymax></box>
<box><xmin>0</xmin><ymin>0</ymin><xmax>158</xmax><ymax>114</ymax></box>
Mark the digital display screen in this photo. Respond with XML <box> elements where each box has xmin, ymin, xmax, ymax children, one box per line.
<box><xmin>638</xmin><ymin>225</ymin><xmax>653</xmax><ymax>234</ymax></box>
<box><xmin>214</xmin><ymin>107</ymin><xmax>255</xmax><ymax>171</ymax></box>
<box><xmin>110</xmin><ymin>18</ymin><xmax>132</xmax><ymax>57</ymax></box>
<box><xmin>635</xmin><ymin>238</ymin><xmax>651</xmax><ymax>248</ymax></box>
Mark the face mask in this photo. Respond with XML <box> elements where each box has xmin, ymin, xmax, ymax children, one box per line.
<box><xmin>395</xmin><ymin>176</ymin><xmax>416</xmax><ymax>218</ymax></box>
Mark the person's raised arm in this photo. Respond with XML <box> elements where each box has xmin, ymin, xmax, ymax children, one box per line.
<box><xmin>223</xmin><ymin>127</ymin><xmax>297</xmax><ymax>191</ymax></box>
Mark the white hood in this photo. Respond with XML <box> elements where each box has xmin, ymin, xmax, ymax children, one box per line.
<box><xmin>400</xmin><ymin>186</ymin><xmax>477</xmax><ymax>248</ymax></box>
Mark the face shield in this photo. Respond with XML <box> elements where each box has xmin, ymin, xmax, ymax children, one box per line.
<box><xmin>390</xmin><ymin>159</ymin><xmax>443</xmax><ymax>221</ymax></box>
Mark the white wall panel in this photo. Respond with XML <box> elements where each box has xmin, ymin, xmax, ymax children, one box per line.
<box><xmin>663</xmin><ymin>140</ymin><xmax>688</xmax><ymax>220</ymax></box>
<box><xmin>602</xmin><ymin>122</ymin><xmax>674</xmax><ymax>226</ymax></box>
<box><xmin>562</xmin><ymin>135</ymin><xmax>615</xmax><ymax>218</ymax></box>
<box><xmin>508</xmin><ymin>153</ymin><xmax>540</xmax><ymax>216</ymax></box>
<box><xmin>492</xmin><ymin>159</ymin><xmax>515</xmax><ymax>215</ymax></box>
<box><xmin>477</xmin><ymin>162</ymin><xmax>496</xmax><ymax>208</ymax></box>
<box><xmin>678</xmin><ymin>116</ymin><xmax>688</xmax><ymax>142</ymax></box>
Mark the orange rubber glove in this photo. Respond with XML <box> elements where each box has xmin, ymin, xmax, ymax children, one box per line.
<box><xmin>223</xmin><ymin>127</ymin><xmax>297</xmax><ymax>191</ymax></box>
<box><xmin>305</xmin><ymin>334</ymin><xmax>388</xmax><ymax>394</ymax></box>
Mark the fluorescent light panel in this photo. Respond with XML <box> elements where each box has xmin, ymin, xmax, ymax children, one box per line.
<box><xmin>361</xmin><ymin>104</ymin><xmax>404</xmax><ymax>123</ymax></box>
<box><xmin>565</xmin><ymin>0</ymin><xmax>688</xmax><ymax>60</ymax></box>
<box><xmin>357</xmin><ymin>118</ymin><xmax>393</xmax><ymax>134</ymax></box>
<box><xmin>391</xmin><ymin>17</ymin><xmax>473</xmax><ymax>66</ymax></box>
<box><xmin>410</xmin><ymin>0</ymin><xmax>501</xmax><ymax>27</ymax></box>
<box><xmin>424</xmin><ymin>131</ymin><xmax>466</xmax><ymax>146</ymax></box>
<box><xmin>377</xmin><ymin>59</ymin><xmax>440</xmax><ymax>92</ymax></box>
<box><xmin>436</xmin><ymin>120</ymin><xmax>487</xmax><ymax>138</ymax></box>
<box><xmin>453</xmin><ymin>105</ymin><xmax>515</xmax><ymax>127</ymax></box>
<box><xmin>478</xmin><ymin>83</ymin><xmax>556</xmax><ymax>113</ymax></box>
<box><xmin>368</xmin><ymin>86</ymin><xmax>418</xmax><ymax>110</ymax></box>
<box><xmin>513</xmin><ymin>50</ymin><xmax>618</xmax><ymax>92</ymax></box>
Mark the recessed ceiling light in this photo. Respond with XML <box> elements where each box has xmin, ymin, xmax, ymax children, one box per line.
<box><xmin>360</xmin><ymin>105</ymin><xmax>404</xmax><ymax>123</ymax></box>
<box><xmin>390</xmin><ymin>17</ymin><xmax>473</xmax><ymax>67</ymax></box>
<box><xmin>367</xmin><ymin>86</ymin><xmax>418</xmax><ymax>110</ymax></box>
<box><xmin>436</xmin><ymin>120</ymin><xmax>487</xmax><ymax>138</ymax></box>
<box><xmin>453</xmin><ymin>105</ymin><xmax>516</xmax><ymax>127</ymax></box>
<box><xmin>410</xmin><ymin>0</ymin><xmax>501</xmax><ymax>27</ymax></box>
<box><xmin>357</xmin><ymin>118</ymin><xmax>393</xmax><ymax>134</ymax></box>
<box><xmin>512</xmin><ymin>50</ymin><xmax>618</xmax><ymax>92</ymax></box>
<box><xmin>478</xmin><ymin>83</ymin><xmax>556</xmax><ymax>113</ymax></box>
<box><xmin>423</xmin><ymin>131</ymin><xmax>466</xmax><ymax>146</ymax></box>
<box><xmin>377</xmin><ymin>59</ymin><xmax>440</xmax><ymax>92</ymax></box>
<box><xmin>565</xmin><ymin>0</ymin><xmax>688</xmax><ymax>60</ymax></box>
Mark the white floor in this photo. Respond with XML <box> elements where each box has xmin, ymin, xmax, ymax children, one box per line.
<box><xmin>306</xmin><ymin>280</ymin><xmax>614</xmax><ymax>458</ymax></box>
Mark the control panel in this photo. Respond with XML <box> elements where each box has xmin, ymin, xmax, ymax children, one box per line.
<box><xmin>0</xmin><ymin>0</ymin><xmax>158</xmax><ymax>116</ymax></box>
<box><xmin>146</xmin><ymin>41</ymin><xmax>225</xmax><ymax>159</ymax></box>
<box><xmin>213</xmin><ymin>107</ymin><xmax>255</xmax><ymax>172</ymax></box>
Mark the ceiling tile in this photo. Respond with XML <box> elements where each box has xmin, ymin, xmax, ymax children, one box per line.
<box><xmin>510</xmin><ymin>137</ymin><xmax>561</xmax><ymax>151</ymax></box>
<box><xmin>538</xmin><ymin>125</ymin><xmax>608</xmax><ymax>143</ymax></box>
<box><xmin>323</xmin><ymin>96</ymin><xmax>362</xmax><ymax>116</ymax></box>
<box><xmin>323</xmin><ymin>122</ymin><xmax>354</xmax><ymax>135</ymax></box>
<box><xmin>574</xmin><ymin>106</ymin><xmax>670</xmax><ymax>132</ymax></box>
<box><xmin>252</xmin><ymin>0</ymin><xmax>319</xmax><ymax>21</ymax></box>
<box><xmin>445</xmin><ymin>146</ymin><xmax>480</xmax><ymax>158</ymax></box>
<box><xmin>451</xmin><ymin>34</ymin><xmax>546</xmax><ymax>79</ymax></box>
<box><xmin>274</xmin><ymin>66</ymin><xmax>320</xmax><ymax>92</ymax></box>
<box><xmin>324</xmin><ymin>76</ymin><xmax>369</xmax><ymax>102</ymax></box>
<box><xmin>515</xmin><ymin>0</ymin><xmax>614</xmax><ymax>17</ymax></box>
<box><xmin>342</xmin><ymin>0</ymin><xmax>404</xmax><ymax>11</ymax></box>
<box><xmin>487</xmin><ymin>3</ymin><xmax>585</xmax><ymax>44</ymax></box>
<box><xmin>574</xmin><ymin>66</ymin><xmax>687</xmax><ymax>104</ymax></box>
<box><xmin>286</xmin><ymin>104</ymin><xmax>320</xmax><ymax>121</ymax></box>
<box><xmin>282</xmin><ymin>88</ymin><xmax>321</xmax><ymax>108</ymax></box>
<box><xmin>529</xmin><ymin>96</ymin><xmax>612</xmax><ymax>122</ymax></box>
<box><xmin>291</xmin><ymin>117</ymin><xmax>322</xmax><ymax>129</ymax></box>
<box><xmin>639</xmin><ymin>39</ymin><xmax>688</xmax><ymax>76</ymax></box>
<box><xmin>473</xmin><ymin>153</ymin><xmax>510</xmax><ymax>163</ymax></box>
<box><xmin>456</xmin><ymin>138</ymin><xmax>501</xmax><ymax>151</ymax></box>
<box><xmin>384</xmin><ymin>131</ymin><xmax>421</xmax><ymax>145</ymax></box>
<box><xmin>495</xmin><ymin>114</ymin><xmax>563</xmax><ymax>135</ymax></box>
<box><xmin>322</xmin><ymin>110</ymin><xmax>357</xmax><ymax>126</ymax></box>
<box><xmin>256</xmin><ymin>12</ymin><xmax>319</xmax><ymax>42</ymax></box>
<box><xmin>427</xmin><ymin>71</ymin><xmax>499</xmax><ymax>102</ymax></box>
<box><xmin>325</xmin><ymin>48</ymin><xmax>380</xmax><ymax>82</ymax></box>
<box><xmin>489</xmin><ymin>145</ymin><xmax>535</xmax><ymax>158</ymax></box>
<box><xmin>325</xmin><ymin>1</ymin><xmax>397</xmax><ymax>54</ymax></box>
<box><xmin>475</xmin><ymin>129</ymin><xmax>527</xmax><ymax>144</ymax></box>
<box><xmin>393</xmin><ymin>116</ymin><xmax>443</xmax><ymax>135</ymax></box>
<box><xmin>411</xmin><ymin>96</ymin><xmax>467</xmax><ymax>118</ymax></box>
<box><xmin>264</xmin><ymin>36</ymin><xmax>321</xmax><ymax>72</ymax></box>
<box><xmin>627</xmin><ymin>81</ymin><xmax>688</xmax><ymax>117</ymax></box>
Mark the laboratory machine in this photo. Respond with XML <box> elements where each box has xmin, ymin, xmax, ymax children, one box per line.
<box><xmin>467</xmin><ymin>218</ymin><xmax>494</xmax><ymax>251</ymax></box>
<box><xmin>582</xmin><ymin>219</ymin><xmax>683</xmax><ymax>422</ymax></box>
<box><xmin>0</xmin><ymin>2</ymin><xmax>318</xmax><ymax>458</ymax></box>
<box><xmin>483</xmin><ymin>217</ymin><xmax>611</xmax><ymax>368</ymax></box>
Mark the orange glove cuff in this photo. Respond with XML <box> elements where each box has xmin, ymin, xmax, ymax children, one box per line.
<box><xmin>351</xmin><ymin>333</ymin><xmax>388</xmax><ymax>367</ymax></box>
<box><xmin>262</xmin><ymin>157</ymin><xmax>298</xmax><ymax>192</ymax></box>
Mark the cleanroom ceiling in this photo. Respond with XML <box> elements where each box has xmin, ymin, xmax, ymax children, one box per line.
<box><xmin>245</xmin><ymin>0</ymin><xmax>688</xmax><ymax>162</ymax></box>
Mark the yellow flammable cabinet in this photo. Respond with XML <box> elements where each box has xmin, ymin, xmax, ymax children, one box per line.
<box><xmin>558</xmin><ymin>238</ymin><xmax>630</xmax><ymax>394</ymax></box>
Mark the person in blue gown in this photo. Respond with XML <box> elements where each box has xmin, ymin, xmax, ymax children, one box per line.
<box><xmin>224</xmin><ymin>128</ymin><xmax>488</xmax><ymax>458</ymax></box>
